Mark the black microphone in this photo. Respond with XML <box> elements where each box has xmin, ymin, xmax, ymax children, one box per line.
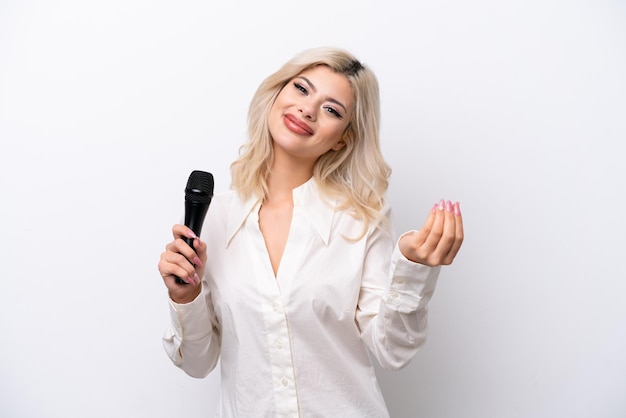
<box><xmin>175</xmin><ymin>170</ymin><xmax>214</xmax><ymax>285</ymax></box>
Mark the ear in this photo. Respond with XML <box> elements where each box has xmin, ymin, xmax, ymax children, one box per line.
<box><xmin>331</xmin><ymin>140</ymin><xmax>346</xmax><ymax>151</ymax></box>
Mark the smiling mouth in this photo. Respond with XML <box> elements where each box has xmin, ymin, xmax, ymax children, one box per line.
<box><xmin>284</xmin><ymin>114</ymin><xmax>313</xmax><ymax>135</ymax></box>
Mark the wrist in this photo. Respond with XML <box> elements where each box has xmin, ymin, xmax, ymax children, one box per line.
<box><xmin>169</xmin><ymin>286</ymin><xmax>201</xmax><ymax>304</ymax></box>
<box><xmin>398</xmin><ymin>231</ymin><xmax>420</xmax><ymax>263</ymax></box>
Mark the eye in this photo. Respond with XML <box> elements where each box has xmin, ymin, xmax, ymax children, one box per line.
<box><xmin>293</xmin><ymin>82</ymin><xmax>307</xmax><ymax>94</ymax></box>
<box><xmin>324</xmin><ymin>106</ymin><xmax>343</xmax><ymax>119</ymax></box>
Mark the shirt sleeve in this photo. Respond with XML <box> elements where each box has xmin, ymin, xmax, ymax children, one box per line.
<box><xmin>357</xmin><ymin>227</ymin><xmax>441</xmax><ymax>371</ymax></box>
<box><xmin>162</xmin><ymin>282</ymin><xmax>222</xmax><ymax>378</ymax></box>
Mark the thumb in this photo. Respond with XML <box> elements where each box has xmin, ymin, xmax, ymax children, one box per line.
<box><xmin>417</xmin><ymin>203</ymin><xmax>438</xmax><ymax>238</ymax></box>
<box><xmin>193</xmin><ymin>238</ymin><xmax>208</xmax><ymax>263</ymax></box>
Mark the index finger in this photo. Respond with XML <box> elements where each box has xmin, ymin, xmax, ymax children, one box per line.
<box><xmin>172</xmin><ymin>224</ymin><xmax>198</xmax><ymax>241</ymax></box>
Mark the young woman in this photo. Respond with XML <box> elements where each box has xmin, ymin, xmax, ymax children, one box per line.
<box><xmin>158</xmin><ymin>47</ymin><xmax>463</xmax><ymax>417</ymax></box>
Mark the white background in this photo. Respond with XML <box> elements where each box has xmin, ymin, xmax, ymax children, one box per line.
<box><xmin>1</xmin><ymin>1</ymin><xmax>625</xmax><ymax>417</ymax></box>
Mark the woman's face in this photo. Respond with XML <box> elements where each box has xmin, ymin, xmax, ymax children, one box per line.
<box><xmin>268</xmin><ymin>65</ymin><xmax>354</xmax><ymax>165</ymax></box>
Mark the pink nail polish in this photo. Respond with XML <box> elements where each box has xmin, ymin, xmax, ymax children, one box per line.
<box><xmin>454</xmin><ymin>202</ymin><xmax>461</xmax><ymax>216</ymax></box>
<box><xmin>446</xmin><ymin>200</ymin><xmax>452</xmax><ymax>212</ymax></box>
<box><xmin>431</xmin><ymin>203</ymin><xmax>438</xmax><ymax>213</ymax></box>
<box><xmin>187</xmin><ymin>230</ymin><xmax>197</xmax><ymax>239</ymax></box>
<box><xmin>193</xmin><ymin>256</ymin><xmax>203</xmax><ymax>267</ymax></box>
<box><xmin>438</xmin><ymin>199</ymin><xmax>445</xmax><ymax>211</ymax></box>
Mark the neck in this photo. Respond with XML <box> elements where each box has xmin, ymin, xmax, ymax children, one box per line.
<box><xmin>265</xmin><ymin>149</ymin><xmax>315</xmax><ymax>205</ymax></box>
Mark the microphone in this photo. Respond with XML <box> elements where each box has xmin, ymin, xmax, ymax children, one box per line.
<box><xmin>175</xmin><ymin>170</ymin><xmax>214</xmax><ymax>284</ymax></box>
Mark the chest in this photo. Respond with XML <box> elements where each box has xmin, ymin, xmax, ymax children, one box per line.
<box><xmin>207</xmin><ymin>207</ymin><xmax>368</xmax><ymax>322</ymax></box>
<box><xmin>258</xmin><ymin>201</ymin><xmax>293</xmax><ymax>277</ymax></box>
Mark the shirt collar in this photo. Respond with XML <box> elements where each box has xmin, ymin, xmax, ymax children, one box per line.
<box><xmin>225</xmin><ymin>177</ymin><xmax>337</xmax><ymax>247</ymax></box>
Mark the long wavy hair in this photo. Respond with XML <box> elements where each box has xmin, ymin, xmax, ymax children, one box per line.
<box><xmin>230</xmin><ymin>47</ymin><xmax>391</xmax><ymax>236</ymax></box>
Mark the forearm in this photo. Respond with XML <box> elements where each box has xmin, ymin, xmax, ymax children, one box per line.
<box><xmin>361</xmin><ymin>245</ymin><xmax>441</xmax><ymax>370</ymax></box>
<box><xmin>162</xmin><ymin>286</ymin><xmax>221</xmax><ymax>378</ymax></box>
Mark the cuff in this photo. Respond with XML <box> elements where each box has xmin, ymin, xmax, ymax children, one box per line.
<box><xmin>168</xmin><ymin>286</ymin><xmax>212</xmax><ymax>341</ymax></box>
<box><xmin>384</xmin><ymin>244</ymin><xmax>441</xmax><ymax>313</ymax></box>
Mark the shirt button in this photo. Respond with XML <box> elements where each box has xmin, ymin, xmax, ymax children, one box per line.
<box><xmin>272</xmin><ymin>302</ymin><xmax>280</xmax><ymax>312</ymax></box>
<box><xmin>281</xmin><ymin>378</ymin><xmax>289</xmax><ymax>387</ymax></box>
<box><xmin>393</xmin><ymin>277</ymin><xmax>404</xmax><ymax>284</ymax></box>
<box><xmin>275</xmin><ymin>339</ymin><xmax>283</xmax><ymax>349</ymax></box>
<box><xmin>389</xmin><ymin>291</ymin><xmax>399</xmax><ymax>299</ymax></box>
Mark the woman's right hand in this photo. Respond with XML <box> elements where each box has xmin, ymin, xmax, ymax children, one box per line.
<box><xmin>158</xmin><ymin>224</ymin><xmax>207</xmax><ymax>304</ymax></box>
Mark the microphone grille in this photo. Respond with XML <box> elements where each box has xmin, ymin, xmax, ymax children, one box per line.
<box><xmin>185</xmin><ymin>170</ymin><xmax>214</xmax><ymax>204</ymax></box>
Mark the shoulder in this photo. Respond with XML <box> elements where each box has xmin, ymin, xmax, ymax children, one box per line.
<box><xmin>204</xmin><ymin>189</ymin><xmax>240</xmax><ymax>222</ymax></box>
<box><xmin>210</xmin><ymin>188</ymin><xmax>239</xmax><ymax>208</ymax></box>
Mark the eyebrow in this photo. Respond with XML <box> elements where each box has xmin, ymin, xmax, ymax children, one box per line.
<box><xmin>297</xmin><ymin>76</ymin><xmax>348</xmax><ymax>114</ymax></box>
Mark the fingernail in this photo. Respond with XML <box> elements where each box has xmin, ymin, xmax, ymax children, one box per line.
<box><xmin>193</xmin><ymin>256</ymin><xmax>203</xmax><ymax>267</ymax></box>
<box><xmin>454</xmin><ymin>202</ymin><xmax>461</xmax><ymax>216</ymax></box>
<box><xmin>431</xmin><ymin>203</ymin><xmax>438</xmax><ymax>213</ymax></box>
<box><xmin>438</xmin><ymin>199</ymin><xmax>445</xmax><ymax>211</ymax></box>
<box><xmin>186</xmin><ymin>230</ymin><xmax>197</xmax><ymax>239</ymax></box>
<box><xmin>446</xmin><ymin>200</ymin><xmax>452</xmax><ymax>212</ymax></box>
<box><xmin>194</xmin><ymin>273</ymin><xmax>200</xmax><ymax>285</ymax></box>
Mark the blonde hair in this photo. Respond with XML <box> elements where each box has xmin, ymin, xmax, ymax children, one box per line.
<box><xmin>230</xmin><ymin>47</ymin><xmax>391</xmax><ymax>235</ymax></box>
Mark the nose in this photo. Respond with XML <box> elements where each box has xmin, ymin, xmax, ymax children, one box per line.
<box><xmin>298</xmin><ymin>100</ymin><xmax>316</xmax><ymax>121</ymax></box>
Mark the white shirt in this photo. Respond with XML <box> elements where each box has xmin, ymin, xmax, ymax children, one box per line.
<box><xmin>163</xmin><ymin>178</ymin><xmax>441</xmax><ymax>417</ymax></box>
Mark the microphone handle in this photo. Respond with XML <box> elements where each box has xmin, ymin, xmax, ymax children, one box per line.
<box><xmin>174</xmin><ymin>202</ymin><xmax>209</xmax><ymax>284</ymax></box>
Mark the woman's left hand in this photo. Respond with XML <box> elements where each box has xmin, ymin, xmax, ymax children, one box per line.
<box><xmin>398</xmin><ymin>199</ymin><xmax>464</xmax><ymax>266</ymax></box>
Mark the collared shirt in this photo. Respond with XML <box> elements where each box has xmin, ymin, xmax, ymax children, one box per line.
<box><xmin>163</xmin><ymin>178</ymin><xmax>441</xmax><ymax>417</ymax></box>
